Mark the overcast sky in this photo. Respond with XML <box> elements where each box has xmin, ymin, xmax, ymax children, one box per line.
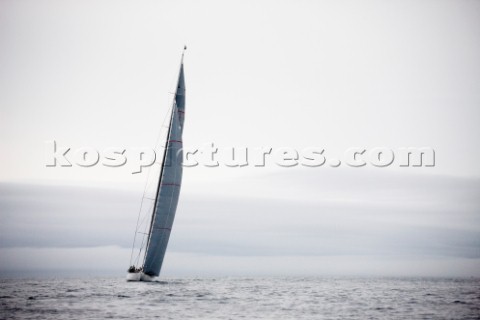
<box><xmin>0</xmin><ymin>0</ymin><xmax>479</xmax><ymax>277</ymax></box>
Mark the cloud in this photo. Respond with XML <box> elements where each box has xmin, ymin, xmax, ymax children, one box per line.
<box><xmin>0</xmin><ymin>183</ymin><xmax>138</xmax><ymax>248</ymax></box>
<box><xmin>0</xmin><ymin>247</ymin><xmax>478</xmax><ymax>278</ymax></box>
<box><xmin>0</xmin><ymin>168</ymin><xmax>479</xmax><ymax>276</ymax></box>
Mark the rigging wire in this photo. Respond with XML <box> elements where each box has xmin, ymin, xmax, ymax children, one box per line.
<box><xmin>128</xmin><ymin>102</ymin><xmax>173</xmax><ymax>267</ymax></box>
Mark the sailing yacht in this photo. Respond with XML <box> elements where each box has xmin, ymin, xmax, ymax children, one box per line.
<box><xmin>126</xmin><ymin>48</ymin><xmax>186</xmax><ymax>282</ymax></box>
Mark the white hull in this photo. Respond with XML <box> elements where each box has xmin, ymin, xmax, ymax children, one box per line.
<box><xmin>126</xmin><ymin>272</ymin><xmax>156</xmax><ymax>282</ymax></box>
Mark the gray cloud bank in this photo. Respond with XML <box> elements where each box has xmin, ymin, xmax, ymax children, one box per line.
<box><xmin>0</xmin><ymin>169</ymin><xmax>479</xmax><ymax>276</ymax></box>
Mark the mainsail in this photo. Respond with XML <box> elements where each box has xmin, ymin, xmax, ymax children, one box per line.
<box><xmin>129</xmin><ymin>49</ymin><xmax>186</xmax><ymax>279</ymax></box>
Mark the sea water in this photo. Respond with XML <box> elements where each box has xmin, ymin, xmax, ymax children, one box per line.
<box><xmin>1</xmin><ymin>277</ymin><xmax>479</xmax><ymax>319</ymax></box>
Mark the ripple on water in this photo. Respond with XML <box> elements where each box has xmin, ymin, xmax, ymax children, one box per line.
<box><xmin>0</xmin><ymin>277</ymin><xmax>479</xmax><ymax>320</ymax></box>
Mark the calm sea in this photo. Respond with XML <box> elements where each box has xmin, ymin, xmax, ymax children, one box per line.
<box><xmin>1</xmin><ymin>277</ymin><xmax>479</xmax><ymax>319</ymax></box>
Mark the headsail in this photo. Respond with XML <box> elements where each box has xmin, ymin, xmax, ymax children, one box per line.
<box><xmin>141</xmin><ymin>51</ymin><xmax>186</xmax><ymax>277</ymax></box>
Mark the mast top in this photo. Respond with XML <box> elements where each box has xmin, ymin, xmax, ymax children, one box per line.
<box><xmin>181</xmin><ymin>45</ymin><xmax>187</xmax><ymax>64</ymax></box>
